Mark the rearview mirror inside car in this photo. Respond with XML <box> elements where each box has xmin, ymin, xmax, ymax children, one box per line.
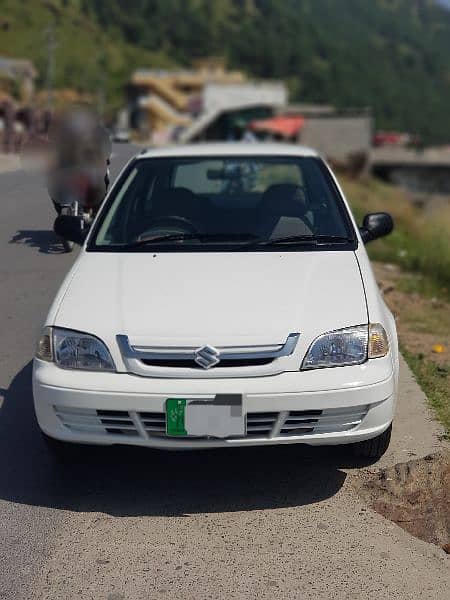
<box><xmin>207</xmin><ymin>168</ymin><xmax>241</xmax><ymax>180</ymax></box>
<box><xmin>359</xmin><ymin>212</ymin><xmax>394</xmax><ymax>244</ymax></box>
<box><xmin>54</xmin><ymin>215</ymin><xmax>87</xmax><ymax>246</ymax></box>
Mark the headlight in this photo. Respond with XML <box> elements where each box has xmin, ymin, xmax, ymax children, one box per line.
<box><xmin>301</xmin><ymin>324</ymin><xmax>389</xmax><ymax>370</ymax></box>
<box><xmin>36</xmin><ymin>327</ymin><xmax>116</xmax><ymax>371</ymax></box>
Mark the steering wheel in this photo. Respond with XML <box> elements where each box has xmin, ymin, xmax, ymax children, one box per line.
<box><xmin>136</xmin><ymin>216</ymin><xmax>200</xmax><ymax>241</ymax></box>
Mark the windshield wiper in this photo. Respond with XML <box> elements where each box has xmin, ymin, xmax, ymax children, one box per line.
<box><xmin>124</xmin><ymin>233</ymin><xmax>201</xmax><ymax>248</ymax></box>
<box><xmin>244</xmin><ymin>234</ymin><xmax>354</xmax><ymax>248</ymax></box>
<box><xmin>246</xmin><ymin>235</ymin><xmax>353</xmax><ymax>248</ymax></box>
<box><xmin>120</xmin><ymin>232</ymin><xmax>258</xmax><ymax>250</ymax></box>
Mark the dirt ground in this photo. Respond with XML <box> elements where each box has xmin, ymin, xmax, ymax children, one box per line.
<box><xmin>357</xmin><ymin>452</ymin><xmax>450</xmax><ymax>553</ymax></box>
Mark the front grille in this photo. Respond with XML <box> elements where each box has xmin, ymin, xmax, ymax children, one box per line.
<box><xmin>280</xmin><ymin>406</ymin><xmax>369</xmax><ymax>436</ymax></box>
<box><xmin>54</xmin><ymin>406</ymin><xmax>139</xmax><ymax>436</ymax></box>
<box><xmin>116</xmin><ymin>333</ymin><xmax>300</xmax><ymax>378</ymax></box>
<box><xmin>54</xmin><ymin>405</ymin><xmax>369</xmax><ymax>440</ymax></box>
<box><xmin>140</xmin><ymin>358</ymin><xmax>274</xmax><ymax>369</ymax></box>
<box><xmin>246</xmin><ymin>412</ymin><xmax>278</xmax><ymax>436</ymax></box>
<box><xmin>279</xmin><ymin>410</ymin><xmax>322</xmax><ymax>435</ymax></box>
<box><xmin>136</xmin><ymin>411</ymin><xmax>281</xmax><ymax>440</ymax></box>
<box><xmin>139</xmin><ymin>411</ymin><xmax>166</xmax><ymax>437</ymax></box>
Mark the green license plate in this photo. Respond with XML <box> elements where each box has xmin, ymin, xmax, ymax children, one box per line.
<box><xmin>166</xmin><ymin>398</ymin><xmax>187</xmax><ymax>436</ymax></box>
<box><xmin>166</xmin><ymin>395</ymin><xmax>245</xmax><ymax>438</ymax></box>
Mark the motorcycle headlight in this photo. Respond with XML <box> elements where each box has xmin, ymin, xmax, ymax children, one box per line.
<box><xmin>36</xmin><ymin>327</ymin><xmax>116</xmax><ymax>371</ymax></box>
<box><xmin>302</xmin><ymin>324</ymin><xmax>389</xmax><ymax>370</ymax></box>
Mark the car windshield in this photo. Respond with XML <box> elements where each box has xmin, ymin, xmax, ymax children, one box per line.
<box><xmin>90</xmin><ymin>155</ymin><xmax>356</xmax><ymax>252</ymax></box>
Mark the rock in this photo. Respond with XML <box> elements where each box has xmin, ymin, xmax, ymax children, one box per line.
<box><xmin>382</xmin><ymin>285</ymin><xmax>395</xmax><ymax>295</ymax></box>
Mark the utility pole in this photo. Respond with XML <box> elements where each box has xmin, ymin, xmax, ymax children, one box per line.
<box><xmin>45</xmin><ymin>24</ymin><xmax>57</xmax><ymax>112</ymax></box>
<box><xmin>97</xmin><ymin>47</ymin><xmax>107</xmax><ymax>124</ymax></box>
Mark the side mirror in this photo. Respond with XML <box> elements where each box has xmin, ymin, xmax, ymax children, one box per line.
<box><xmin>54</xmin><ymin>215</ymin><xmax>87</xmax><ymax>246</ymax></box>
<box><xmin>359</xmin><ymin>212</ymin><xmax>394</xmax><ymax>244</ymax></box>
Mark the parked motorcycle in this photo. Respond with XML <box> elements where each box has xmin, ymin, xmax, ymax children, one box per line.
<box><xmin>57</xmin><ymin>197</ymin><xmax>96</xmax><ymax>252</ymax></box>
<box><xmin>50</xmin><ymin>166</ymin><xmax>108</xmax><ymax>252</ymax></box>
<box><xmin>46</xmin><ymin>109</ymin><xmax>112</xmax><ymax>252</ymax></box>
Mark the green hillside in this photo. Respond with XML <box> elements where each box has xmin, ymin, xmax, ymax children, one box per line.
<box><xmin>0</xmin><ymin>0</ymin><xmax>174</xmax><ymax>113</ymax></box>
<box><xmin>2</xmin><ymin>0</ymin><xmax>450</xmax><ymax>141</ymax></box>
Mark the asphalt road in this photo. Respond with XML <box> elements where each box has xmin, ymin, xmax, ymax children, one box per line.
<box><xmin>0</xmin><ymin>144</ymin><xmax>448</xmax><ymax>600</ymax></box>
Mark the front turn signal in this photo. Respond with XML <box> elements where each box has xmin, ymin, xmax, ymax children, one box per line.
<box><xmin>368</xmin><ymin>323</ymin><xmax>389</xmax><ymax>358</ymax></box>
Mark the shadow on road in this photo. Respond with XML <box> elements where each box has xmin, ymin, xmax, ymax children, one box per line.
<box><xmin>0</xmin><ymin>362</ymin><xmax>369</xmax><ymax>518</ymax></box>
<box><xmin>10</xmin><ymin>230</ymin><xmax>65</xmax><ymax>254</ymax></box>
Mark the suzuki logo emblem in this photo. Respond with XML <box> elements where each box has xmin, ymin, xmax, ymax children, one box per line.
<box><xmin>194</xmin><ymin>345</ymin><xmax>221</xmax><ymax>369</ymax></box>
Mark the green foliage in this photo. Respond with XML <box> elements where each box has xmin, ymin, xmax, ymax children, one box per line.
<box><xmin>402</xmin><ymin>348</ymin><xmax>450</xmax><ymax>435</ymax></box>
<box><xmin>342</xmin><ymin>175</ymin><xmax>450</xmax><ymax>297</ymax></box>
<box><xmin>2</xmin><ymin>0</ymin><xmax>450</xmax><ymax>140</ymax></box>
<box><xmin>0</xmin><ymin>0</ymin><xmax>175</xmax><ymax>115</ymax></box>
<box><xmin>83</xmin><ymin>0</ymin><xmax>450</xmax><ymax>142</ymax></box>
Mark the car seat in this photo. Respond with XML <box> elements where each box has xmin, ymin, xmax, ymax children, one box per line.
<box><xmin>258</xmin><ymin>183</ymin><xmax>314</xmax><ymax>239</ymax></box>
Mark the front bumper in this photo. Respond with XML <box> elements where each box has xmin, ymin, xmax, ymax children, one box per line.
<box><xmin>33</xmin><ymin>357</ymin><xmax>397</xmax><ymax>449</ymax></box>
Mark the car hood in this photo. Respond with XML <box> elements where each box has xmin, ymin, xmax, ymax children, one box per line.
<box><xmin>54</xmin><ymin>251</ymin><xmax>367</xmax><ymax>347</ymax></box>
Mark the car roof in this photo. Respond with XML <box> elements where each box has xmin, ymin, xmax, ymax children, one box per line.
<box><xmin>136</xmin><ymin>142</ymin><xmax>319</xmax><ymax>160</ymax></box>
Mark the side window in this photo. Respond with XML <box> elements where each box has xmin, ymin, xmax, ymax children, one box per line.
<box><xmin>303</xmin><ymin>158</ymin><xmax>348</xmax><ymax>236</ymax></box>
<box><xmin>96</xmin><ymin>168</ymin><xmax>139</xmax><ymax>244</ymax></box>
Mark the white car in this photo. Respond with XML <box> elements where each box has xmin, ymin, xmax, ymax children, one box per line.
<box><xmin>34</xmin><ymin>143</ymin><xmax>398</xmax><ymax>459</ymax></box>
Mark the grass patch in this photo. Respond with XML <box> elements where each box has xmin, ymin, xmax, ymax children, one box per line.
<box><xmin>372</xmin><ymin>262</ymin><xmax>450</xmax><ymax>434</ymax></box>
<box><xmin>402</xmin><ymin>348</ymin><xmax>450</xmax><ymax>436</ymax></box>
<box><xmin>395</xmin><ymin>273</ymin><xmax>447</xmax><ymax>303</ymax></box>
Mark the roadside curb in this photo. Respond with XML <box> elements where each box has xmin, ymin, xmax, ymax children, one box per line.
<box><xmin>377</xmin><ymin>354</ymin><xmax>447</xmax><ymax>469</ymax></box>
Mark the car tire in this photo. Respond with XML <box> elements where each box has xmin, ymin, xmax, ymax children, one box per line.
<box><xmin>352</xmin><ymin>424</ymin><xmax>392</xmax><ymax>460</ymax></box>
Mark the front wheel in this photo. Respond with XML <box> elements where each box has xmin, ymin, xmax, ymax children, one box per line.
<box><xmin>352</xmin><ymin>424</ymin><xmax>392</xmax><ymax>460</ymax></box>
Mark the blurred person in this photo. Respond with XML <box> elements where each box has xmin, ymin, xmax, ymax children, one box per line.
<box><xmin>13</xmin><ymin>119</ymin><xmax>26</xmax><ymax>153</ymax></box>
<box><xmin>47</xmin><ymin>108</ymin><xmax>111</xmax><ymax>216</ymax></box>
<box><xmin>1</xmin><ymin>101</ymin><xmax>14</xmax><ymax>153</ymax></box>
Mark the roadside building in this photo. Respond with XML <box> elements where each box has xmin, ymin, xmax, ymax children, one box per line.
<box><xmin>297</xmin><ymin>108</ymin><xmax>373</xmax><ymax>169</ymax></box>
<box><xmin>127</xmin><ymin>60</ymin><xmax>245</xmax><ymax>138</ymax></box>
<box><xmin>246</xmin><ymin>105</ymin><xmax>373</xmax><ymax>169</ymax></box>
<box><xmin>184</xmin><ymin>99</ymin><xmax>372</xmax><ymax>170</ymax></box>
<box><xmin>126</xmin><ymin>59</ymin><xmax>287</xmax><ymax>143</ymax></box>
<box><xmin>179</xmin><ymin>81</ymin><xmax>287</xmax><ymax>143</ymax></box>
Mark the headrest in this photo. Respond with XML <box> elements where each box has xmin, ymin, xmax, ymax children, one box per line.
<box><xmin>261</xmin><ymin>183</ymin><xmax>309</xmax><ymax>217</ymax></box>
